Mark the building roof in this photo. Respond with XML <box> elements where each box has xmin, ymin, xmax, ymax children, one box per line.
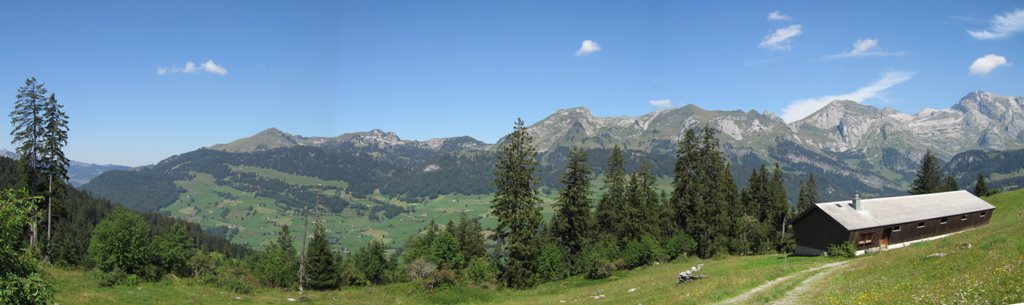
<box><xmin>806</xmin><ymin>190</ymin><xmax>995</xmax><ymax>231</ymax></box>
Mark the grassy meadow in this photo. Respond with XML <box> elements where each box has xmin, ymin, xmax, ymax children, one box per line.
<box><xmin>49</xmin><ymin>188</ymin><xmax>1024</xmax><ymax>304</ymax></box>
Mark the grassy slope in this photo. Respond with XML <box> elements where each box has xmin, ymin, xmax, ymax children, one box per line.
<box><xmin>52</xmin><ymin>254</ymin><xmax>835</xmax><ymax>305</ymax></box>
<box><xmin>795</xmin><ymin>190</ymin><xmax>1024</xmax><ymax>304</ymax></box>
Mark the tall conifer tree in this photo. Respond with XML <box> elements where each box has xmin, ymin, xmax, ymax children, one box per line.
<box><xmin>909</xmin><ymin>150</ymin><xmax>945</xmax><ymax>195</ymax></box>
<box><xmin>974</xmin><ymin>173</ymin><xmax>989</xmax><ymax>196</ymax></box>
<box><xmin>304</xmin><ymin>223</ymin><xmax>338</xmax><ymax>290</ymax></box>
<box><xmin>621</xmin><ymin>163</ymin><xmax>659</xmax><ymax>241</ymax></box>
<box><xmin>551</xmin><ymin>148</ymin><xmax>592</xmax><ymax>259</ymax></box>
<box><xmin>9</xmin><ymin>78</ymin><xmax>48</xmax><ymax>249</ymax></box>
<box><xmin>596</xmin><ymin>145</ymin><xmax>626</xmax><ymax>237</ymax></box>
<box><xmin>492</xmin><ymin>118</ymin><xmax>542</xmax><ymax>289</ymax></box>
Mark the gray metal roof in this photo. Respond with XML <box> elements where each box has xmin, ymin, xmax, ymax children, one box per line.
<box><xmin>813</xmin><ymin>190</ymin><xmax>995</xmax><ymax>231</ymax></box>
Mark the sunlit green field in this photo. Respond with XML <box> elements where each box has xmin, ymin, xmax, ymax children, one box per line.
<box><xmin>51</xmin><ymin>253</ymin><xmax>834</xmax><ymax>305</ymax></box>
<box><xmin>158</xmin><ymin>166</ymin><xmax>671</xmax><ymax>253</ymax></box>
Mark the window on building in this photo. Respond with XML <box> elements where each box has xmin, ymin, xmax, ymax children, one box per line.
<box><xmin>893</xmin><ymin>225</ymin><xmax>901</xmax><ymax>232</ymax></box>
<box><xmin>961</xmin><ymin>215</ymin><xmax>968</xmax><ymax>221</ymax></box>
<box><xmin>917</xmin><ymin>222</ymin><xmax>925</xmax><ymax>228</ymax></box>
<box><xmin>980</xmin><ymin>212</ymin><xmax>986</xmax><ymax>217</ymax></box>
<box><xmin>857</xmin><ymin>233</ymin><xmax>874</xmax><ymax>245</ymax></box>
<box><xmin>940</xmin><ymin>218</ymin><xmax>948</xmax><ymax>224</ymax></box>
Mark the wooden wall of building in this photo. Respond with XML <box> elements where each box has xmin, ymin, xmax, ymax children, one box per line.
<box><xmin>793</xmin><ymin>207</ymin><xmax>850</xmax><ymax>252</ymax></box>
<box><xmin>849</xmin><ymin>209</ymin><xmax>994</xmax><ymax>251</ymax></box>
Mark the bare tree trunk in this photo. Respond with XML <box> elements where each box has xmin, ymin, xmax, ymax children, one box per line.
<box><xmin>46</xmin><ymin>174</ymin><xmax>52</xmax><ymax>261</ymax></box>
<box><xmin>298</xmin><ymin>201</ymin><xmax>309</xmax><ymax>294</ymax></box>
<box><xmin>29</xmin><ymin>222</ymin><xmax>37</xmax><ymax>250</ymax></box>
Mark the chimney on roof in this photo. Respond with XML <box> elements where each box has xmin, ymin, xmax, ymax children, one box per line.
<box><xmin>852</xmin><ymin>192</ymin><xmax>861</xmax><ymax>211</ymax></box>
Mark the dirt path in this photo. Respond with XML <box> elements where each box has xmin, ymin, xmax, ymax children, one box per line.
<box><xmin>770</xmin><ymin>261</ymin><xmax>848</xmax><ymax>305</ymax></box>
<box><xmin>716</xmin><ymin>261</ymin><xmax>848</xmax><ymax>304</ymax></box>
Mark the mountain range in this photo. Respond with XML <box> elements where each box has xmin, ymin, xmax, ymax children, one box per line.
<box><xmin>77</xmin><ymin>91</ymin><xmax>1024</xmax><ymax>247</ymax></box>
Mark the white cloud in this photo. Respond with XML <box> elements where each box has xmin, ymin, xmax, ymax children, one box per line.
<box><xmin>768</xmin><ymin>10</ymin><xmax>791</xmax><ymax>21</ymax></box>
<box><xmin>967</xmin><ymin>8</ymin><xmax>1024</xmax><ymax>40</ymax></box>
<box><xmin>200</xmin><ymin>60</ymin><xmax>228</xmax><ymax>75</ymax></box>
<box><xmin>576</xmin><ymin>40</ymin><xmax>601</xmax><ymax>56</ymax></box>
<box><xmin>780</xmin><ymin>71</ymin><xmax>914</xmax><ymax>122</ymax></box>
<box><xmin>825</xmin><ymin>38</ymin><xmax>908</xmax><ymax>60</ymax></box>
<box><xmin>156</xmin><ymin>60</ymin><xmax>228</xmax><ymax>76</ymax></box>
<box><xmin>649</xmin><ymin>99</ymin><xmax>672</xmax><ymax>108</ymax></box>
<box><xmin>969</xmin><ymin>54</ymin><xmax>1010</xmax><ymax>75</ymax></box>
<box><xmin>182</xmin><ymin>61</ymin><xmax>198</xmax><ymax>73</ymax></box>
<box><xmin>759</xmin><ymin>25</ymin><xmax>802</xmax><ymax>51</ymax></box>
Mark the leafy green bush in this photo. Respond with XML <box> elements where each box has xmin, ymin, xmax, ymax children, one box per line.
<box><xmin>95</xmin><ymin>269</ymin><xmax>140</xmax><ymax>287</ymax></box>
<box><xmin>585</xmin><ymin>261</ymin><xmax>616</xmax><ymax>280</ymax></box>
<box><xmin>827</xmin><ymin>241</ymin><xmax>856</xmax><ymax>258</ymax></box>
<box><xmin>423</xmin><ymin>269</ymin><xmax>456</xmax><ymax>290</ymax></box>
<box><xmin>665</xmin><ymin>232</ymin><xmax>697</xmax><ymax>259</ymax></box>
<box><xmin>87</xmin><ymin>209</ymin><xmax>150</xmax><ymax>275</ymax></box>
<box><xmin>151</xmin><ymin>223</ymin><xmax>194</xmax><ymax>276</ymax></box>
<box><xmin>430</xmin><ymin>230</ymin><xmax>464</xmax><ymax>271</ymax></box>
<box><xmin>462</xmin><ymin>257</ymin><xmax>497</xmax><ymax>287</ymax></box>
<box><xmin>618</xmin><ymin>237</ymin><xmax>651</xmax><ymax>268</ymax></box>
<box><xmin>0</xmin><ymin>189</ymin><xmax>53</xmax><ymax>305</ymax></box>
<box><xmin>199</xmin><ymin>258</ymin><xmax>257</xmax><ymax>294</ymax></box>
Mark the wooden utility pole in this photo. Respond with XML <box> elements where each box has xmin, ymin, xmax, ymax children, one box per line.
<box><xmin>781</xmin><ymin>215</ymin><xmax>788</xmax><ymax>266</ymax></box>
<box><xmin>298</xmin><ymin>186</ymin><xmax>322</xmax><ymax>294</ymax></box>
<box><xmin>298</xmin><ymin>199</ymin><xmax>309</xmax><ymax>293</ymax></box>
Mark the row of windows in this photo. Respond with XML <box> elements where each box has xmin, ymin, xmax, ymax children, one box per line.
<box><xmin>897</xmin><ymin>211</ymin><xmax>983</xmax><ymax>231</ymax></box>
<box><xmin>876</xmin><ymin>212</ymin><xmax>986</xmax><ymax>238</ymax></box>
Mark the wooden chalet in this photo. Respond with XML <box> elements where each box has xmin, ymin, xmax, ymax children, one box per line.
<box><xmin>792</xmin><ymin>190</ymin><xmax>995</xmax><ymax>256</ymax></box>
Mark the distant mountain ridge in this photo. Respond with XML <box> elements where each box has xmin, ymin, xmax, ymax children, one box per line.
<box><xmin>84</xmin><ymin>90</ymin><xmax>1024</xmax><ymax>210</ymax></box>
<box><xmin>210</xmin><ymin>128</ymin><xmax>489</xmax><ymax>153</ymax></box>
<box><xmin>0</xmin><ymin>149</ymin><xmax>130</xmax><ymax>186</ymax></box>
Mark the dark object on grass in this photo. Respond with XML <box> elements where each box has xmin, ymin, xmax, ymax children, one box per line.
<box><xmin>677</xmin><ymin>264</ymin><xmax>705</xmax><ymax>283</ymax></box>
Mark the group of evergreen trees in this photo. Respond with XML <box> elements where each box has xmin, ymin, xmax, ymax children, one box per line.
<box><xmin>489</xmin><ymin>122</ymin><xmax>804</xmax><ymax>288</ymax></box>
<box><xmin>9</xmin><ymin>77</ymin><xmax>70</xmax><ymax>258</ymax></box>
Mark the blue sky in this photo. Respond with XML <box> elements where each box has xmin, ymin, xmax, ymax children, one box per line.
<box><xmin>1</xmin><ymin>1</ymin><xmax>1021</xmax><ymax>166</ymax></box>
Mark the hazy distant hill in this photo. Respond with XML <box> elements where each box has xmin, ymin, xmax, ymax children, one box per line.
<box><xmin>0</xmin><ymin>149</ymin><xmax>130</xmax><ymax>187</ymax></box>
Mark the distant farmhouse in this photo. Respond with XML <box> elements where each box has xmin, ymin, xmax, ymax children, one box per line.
<box><xmin>793</xmin><ymin>190</ymin><xmax>995</xmax><ymax>256</ymax></box>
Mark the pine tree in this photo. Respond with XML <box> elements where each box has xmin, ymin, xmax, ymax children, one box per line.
<box><xmin>974</xmin><ymin>173</ymin><xmax>989</xmax><ymax>196</ymax></box>
<box><xmin>595</xmin><ymin>145</ymin><xmax>626</xmax><ymax>237</ymax></box>
<box><xmin>491</xmin><ymin>118</ymin><xmax>543</xmax><ymax>289</ymax></box>
<box><xmin>767</xmin><ymin>164</ymin><xmax>791</xmax><ymax>251</ymax></box>
<box><xmin>676</xmin><ymin>126</ymin><xmax>733</xmax><ymax>258</ymax></box>
<box><xmin>797</xmin><ymin>181</ymin><xmax>810</xmax><ymax>213</ymax></box>
<box><xmin>257</xmin><ymin>225</ymin><xmax>298</xmax><ymax>288</ymax></box>
<box><xmin>353</xmin><ymin>240</ymin><xmax>392</xmax><ymax>285</ymax></box>
<box><xmin>909</xmin><ymin>150</ymin><xmax>945</xmax><ymax>195</ymax></box>
<box><xmin>9</xmin><ymin>77</ymin><xmax>48</xmax><ymax>249</ymax></box>
<box><xmin>620</xmin><ymin>163</ymin><xmax>659</xmax><ymax>241</ymax></box>
<box><xmin>39</xmin><ymin>93</ymin><xmax>69</xmax><ymax>256</ymax></box>
<box><xmin>551</xmin><ymin>148</ymin><xmax>593</xmax><ymax>260</ymax></box>
<box><xmin>304</xmin><ymin>222</ymin><xmax>338</xmax><ymax>290</ymax></box>
<box><xmin>670</xmin><ymin>129</ymin><xmax>699</xmax><ymax>232</ymax></box>
<box><xmin>944</xmin><ymin>175</ymin><xmax>959</xmax><ymax>192</ymax></box>
<box><xmin>454</xmin><ymin>213</ymin><xmax>486</xmax><ymax>265</ymax></box>
<box><xmin>806</xmin><ymin>173</ymin><xmax>819</xmax><ymax>206</ymax></box>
